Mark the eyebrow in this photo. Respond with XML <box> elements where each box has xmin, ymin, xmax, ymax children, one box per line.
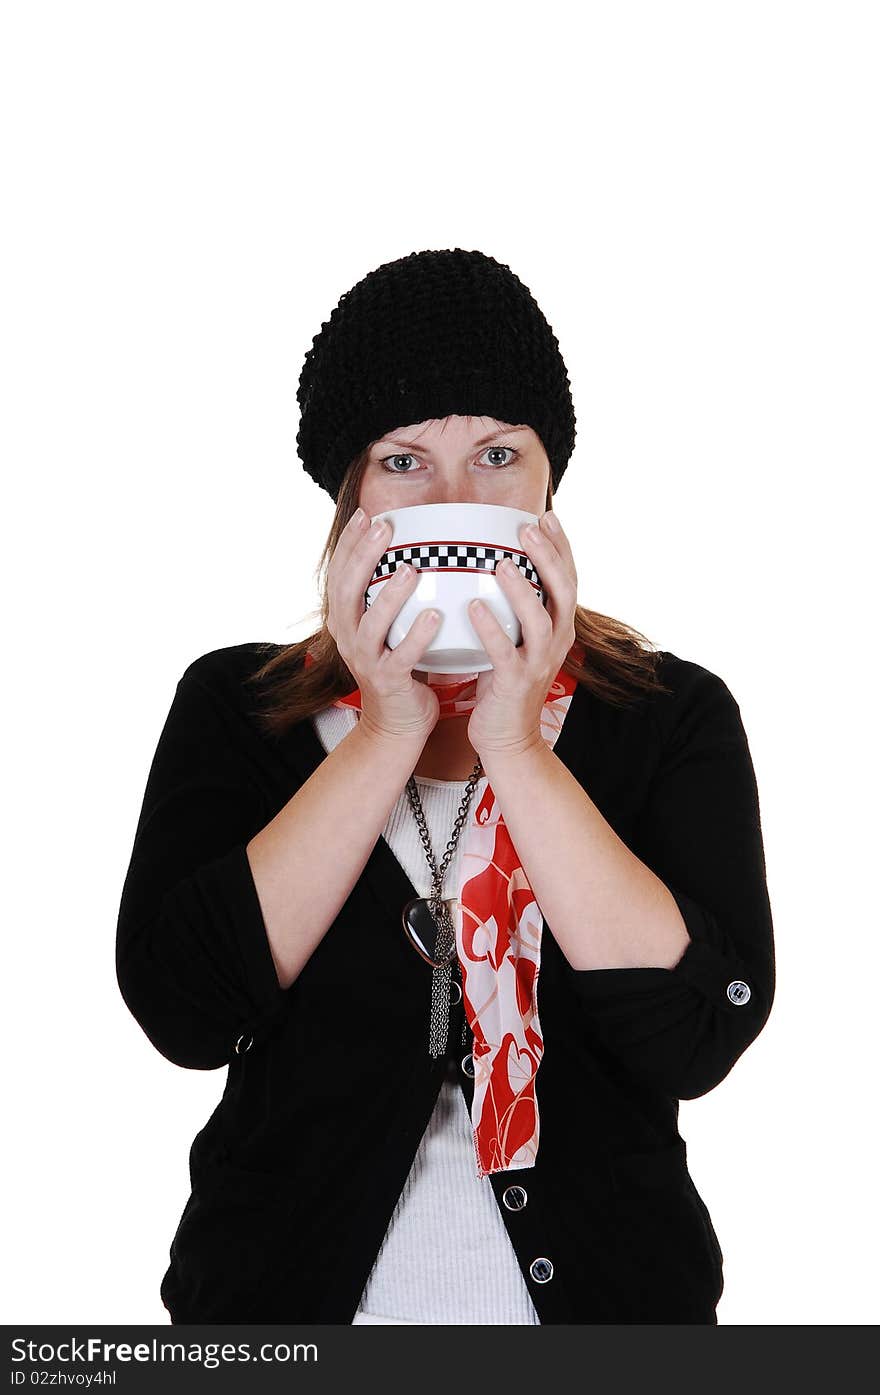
<box><xmin>373</xmin><ymin>425</ymin><xmax>530</xmax><ymax>454</ymax></box>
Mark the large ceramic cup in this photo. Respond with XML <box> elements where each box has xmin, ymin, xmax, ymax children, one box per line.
<box><xmin>364</xmin><ymin>501</ymin><xmax>546</xmax><ymax>673</ymax></box>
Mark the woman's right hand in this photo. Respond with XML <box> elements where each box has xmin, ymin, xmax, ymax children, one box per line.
<box><xmin>326</xmin><ymin>509</ymin><xmax>442</xmax><ymax>742</ymax></box>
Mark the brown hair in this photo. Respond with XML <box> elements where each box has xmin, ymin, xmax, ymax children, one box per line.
<box><xmin>244</xmin><ymin>443</ymin><xmax>673</xmax><ymax>736</ymax></box>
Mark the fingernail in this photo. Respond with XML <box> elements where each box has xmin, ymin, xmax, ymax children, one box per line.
<box><xmin>545</xmin><ymin>512</ymin><xmax>560</xmax><ymax>532</ymax></box>
<box><xmin>369</xmin><ymin>518</ymin><xmax>388</xmax><ymax>538</ymax></box>
<box><xmin>352</xmin><ymin>507</ymin><xmax>365</xmax><ymax>526</ymax></box>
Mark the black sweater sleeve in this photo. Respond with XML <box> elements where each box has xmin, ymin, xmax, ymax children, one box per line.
<box><xmin>563</xmin><ymin>662</ymin><xmax>775</xmax><ymax>1099</ymax></box>
<box><xmin>115</xmin><ymin>662</ymin><xmax>288</xmax><ymax>1070</ymax></box>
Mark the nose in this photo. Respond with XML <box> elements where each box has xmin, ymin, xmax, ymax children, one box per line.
<box><xmin>424</xmin><ymin>473</ymin><xmax>481</xmax><ymax>506</ymax></box>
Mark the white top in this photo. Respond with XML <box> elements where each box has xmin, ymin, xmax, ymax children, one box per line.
<box><xmin>311</xmin><ymin>703</ymin><xmax>540</xmax><ymax>1326</ymax></box>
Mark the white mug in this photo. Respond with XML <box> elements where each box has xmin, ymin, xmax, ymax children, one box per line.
<box><xmin>364</xmin><ymin>501</ymin><xmax>547</xmax><ymax>673</ymax></box>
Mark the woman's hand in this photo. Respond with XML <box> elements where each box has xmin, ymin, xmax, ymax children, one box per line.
<box><xmin>326</xmin><ymin>510</ymin><xmax>441</xmax><ymax>742</ymax></box>
<box><xmin>466</xmin><ymin>510</ymin><xmax>578</xmax><ymax>756</ymax></box>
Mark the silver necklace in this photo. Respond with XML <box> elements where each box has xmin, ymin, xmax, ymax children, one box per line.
<box><xmin>401</xmin><ymin>757</ymin><xmax>484</xmax><ymax>1058</ymax></box>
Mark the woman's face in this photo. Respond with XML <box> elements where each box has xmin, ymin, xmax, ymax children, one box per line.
<box><xmin>356</xmin><ymin>414</ymin><xmax>551</xmax><ymax>687</ymax></box>
<box><xmin>357</xmin><ymin>415</ymin><xmax>550</xmax><ymax>518</ymax></box>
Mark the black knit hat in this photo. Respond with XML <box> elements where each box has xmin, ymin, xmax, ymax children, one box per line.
<box><xmin>296</xmin><ymin>248</ymin><xmax>577</xmax><ymax>504</ymax></box>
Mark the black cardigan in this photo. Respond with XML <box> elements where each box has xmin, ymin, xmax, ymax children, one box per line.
<box><xmin>115</xmin><ymin>642</ymin><xmax>775</xmax><ymax>1324</ymax></box>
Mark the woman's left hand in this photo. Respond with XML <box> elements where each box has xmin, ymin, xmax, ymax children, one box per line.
<box><xmin>466</xmin><ymin>510</ymin><xmax>579</xmax><ymax>757</ymax></box>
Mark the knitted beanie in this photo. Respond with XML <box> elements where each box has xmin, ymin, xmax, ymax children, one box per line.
<box><xmin>296</xmin><ymin>248</ymin><xmax>577</xmax><ymax>504</ymax></box>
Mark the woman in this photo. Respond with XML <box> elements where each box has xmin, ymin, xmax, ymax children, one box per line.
<box><xmin>115</xmin><ymin>248</ymin><xmax>775</xmax><ymax>1325</ymax></box>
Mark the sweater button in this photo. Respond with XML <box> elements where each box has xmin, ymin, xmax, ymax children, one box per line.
<box><xmin>502</xmin><ymin>1184</ymin><xmax>528</xmax><ymax>1211</ymax></box>
<box><xmin>727</xmin><ymin>980</ymin><xmax>751</xmax><ymax>1005</ymax></box>
<box><xmin>234</xmin><ymin>1032</ymin><xmax>253</xmax><ymax>1054</ymax></box>
<box><xmin>449</xmin><ymin>979</ymin><xmax>462</xmax><ymax>1005</ymax></box>
<box><xmin>529</xmin><ymin>1257</ymin><xmax>554</xmax><ymax>1283</ymax></box>
<box><xmin>461</xmin><ymin>1053</ymin><xmax>475</xmax><ymax>1077</ymax></box>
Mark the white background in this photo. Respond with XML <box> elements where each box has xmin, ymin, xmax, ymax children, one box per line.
<box><xmin>2</xmin><ymin>0</ymin><xmax>877</xmax><ymax>1326</ymax></box>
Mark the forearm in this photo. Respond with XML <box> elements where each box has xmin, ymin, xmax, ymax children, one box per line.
<box><xmin>479</xmin><ymin>739</ymin><xmax>691</xmax><ymax>971</ymax></box>
<box><xmin>247</xmin><ymin>720</ymin><xmax>427</xmax><ymax>990</ymax></box>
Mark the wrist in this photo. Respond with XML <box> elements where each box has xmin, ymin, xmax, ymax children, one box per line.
<box><xmin>355</xmin><ymin>711</ymin><xmax>435</xmax><ymax>755</ymax></box>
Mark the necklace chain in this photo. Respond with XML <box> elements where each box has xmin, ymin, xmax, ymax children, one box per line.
<box><xmin>404</xmin><ymin>757</ymin><xmax>485</xmax><ymax>903</ymax></box>
<box><xmin>404</xmin><ymin>756</ymin><xmax>484</xmax><ymax>1058</ymax></box>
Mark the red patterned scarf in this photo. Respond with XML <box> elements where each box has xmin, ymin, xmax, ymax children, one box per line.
<box><xmin>305</xmin><ymin>641</ymin><xmax>585</xmax><ymax>1178</ymax></box>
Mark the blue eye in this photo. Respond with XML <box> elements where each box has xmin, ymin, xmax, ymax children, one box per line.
<box><xmin>379</xmin><ymin>445</ymin><xmax>520</xmax><ymax>473</ymax></box>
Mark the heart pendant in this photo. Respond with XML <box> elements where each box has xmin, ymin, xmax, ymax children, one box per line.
<box><xmin>402</xmin><ymin>896</ymin><xmax>460</xmax><ymax>967</ymax></box>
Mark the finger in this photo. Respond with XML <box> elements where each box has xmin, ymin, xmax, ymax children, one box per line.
<box><xmin>493</xmin><ymin>557</ymin><xmax>553</xmax><ymax>655</ymax></box>
<box><xmin>524</xmin><ymin>515</ymin><xmax>578</xmax><ymax>587</ymax></box>
<box><xmin>360</xmin><ymin>560</ymin><xmax>421</xmax><ymax>659</ymax></box>
<box><xmin>383</xmin><ymin>603</ymin><xmax>443</xmax><ymax>672</ymax></box>
<box><xmin>328</xmin><ymin>507</ymin><xmax>372</xmax><ymax>579</ymax></box>
<box><xmin>335</xmin><ymin>515</ymin><xmax>394</xmax><ymax>650</ymax></box>
<box><xmin>467</xmin><ymin>592</ymin><xmax>518</xmax><ymax>672</ymax></box>
<box><xmin>538</xmin><ymin>510</ymin><xmax>576</xmax><ymax>573</ymax></box>
<box><xmin>519</xmin><ymin>519</ymin><xmax>578</xmax><ymax>616</ymax></box>
<box><xmin>326</xmin><ymin>511</ymin><xmax>378</xmax><ymax>629</ymax></box>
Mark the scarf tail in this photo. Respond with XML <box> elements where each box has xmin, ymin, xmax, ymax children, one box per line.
<box><xmin>458</xmin><ymin>662</ymin><xmax>581</xmax><ymax>1178</ymax></box>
